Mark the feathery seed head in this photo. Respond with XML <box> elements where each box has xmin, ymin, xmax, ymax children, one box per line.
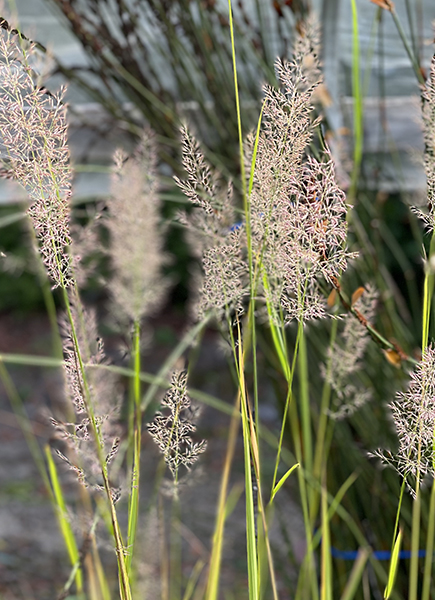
<box><xmin>177</xmin><ymin>21</ymin><xmax>353</xmax><ymax>324</ymax></box>
<box><xmin>107</xmin><ymin>129</ymin><xmax>168</xmax><ymax>323</ymax></box>
<box><xmin>412</xmin><ymin>55</ymin><xmax>435</xmax><ymax>231</ymax></box>
<box><xmin>175</xmin><ymin>127</ymin><xmax>247</xmax><ymax>319</ymax></box>
<box><xmin>325</xmin><ymin>285</ymin><xmax>378</xmax><ymax>419</ymax></box>
<box><xmin>0</xmin><ymin>29</ymin><xmax>73</xmax><ymax>287</ymax></box>
<box><xmin>372</xmin><ymin>345</ymin><xmax>435</xmax><ymax>495</ymax></box>
<box><xmin>53</xmin><ymin>302</ymin><xmax>121</xmax><ymax>495</ymax></box>
<box><xmin>148</xmin><ymin>370</ymin><xmax>207</xmax><ymax>484</ymax></box>
<box><xmin>251</xmin><ymin>42</ymin><xmax>354</xmax><ymax>321</ymax></box>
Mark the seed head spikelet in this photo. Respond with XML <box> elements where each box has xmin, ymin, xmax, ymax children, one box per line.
<box><xmin>175</xmin><ymin>127</ymin><xmax>248</xmax><ymax>319</ymax></box>
<box><xmin>372</xmin><ymin>345</ymin><xmax>435</xmax><ymax>495</ymax></box>
<box><xmin>413</xmin><ymin>55</ymin><xmax>435</xmax><ymax>231</ymax></box>
<box><xmin>325</xmin><ymin>285</ymin><xmax>378</xmax><ymax>419</ymax></box>
<box><xmin>53</xmin><ymin>303</ymin><xmax>121</xmax><ymax>496</ymax></box>
<box><xmin>108</xmin><ymin>129</ymin><xmax>167</xmax><ymax>323</ymax></box>
<box><xmin>148</xmin><ymin>370</ymin><xmax>207</xmax><ymax>485</ymax></box>
<box><xmin>250</xmin><ymin>24</ymin><xmax>354</xmax><ymax>322</ymax></box>
<box><xmin>0</xmin><ymin>29</ymin><xmax>73</xmax><ymax>287</ymax></box>
<box><xmin>177</xmin><ymin>22</ymin><xmax>353</xmax><ymax>324</ymax></box>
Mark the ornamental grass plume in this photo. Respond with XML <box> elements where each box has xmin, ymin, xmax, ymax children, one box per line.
<box><xmin>176</xmin><ymin>21</ymin><xmax>353</xmax><ymax>324</ymax></box>
<box><xmin>52</xmin><ymin>303</ymin><xmax>122</xmax><ymax>501</ymax></box>
<box><xmin>147</xmin><ymin>370</ymin><xmax>207</xmax><ymax>487</ymax></box>
<box><xmin>372</xmin><ymin>345</ymin><xmax>435</xmax><ymax>495</ymax></box>
<box><xmin>0</xmin><ymin>28</ymin><xmax>73</xmax><ymax>288</ymax></box>
<box><xmin>175</xmin><ymin>126</ymin><xmax>248</xmax><ymax>320</ymax></box>
<box><xmin>413</xmin><ymin>55</ymin><xmax>435</xmax><ymax>231</ymax></box>
<box><xmin>250</xmin><ymin>22</ymin><xmax>354</xmax><ymax>322</ymax></box>
<box><xmin>324</xmin><ymin>285</ymin><xmax>378</xmax><ymax>419</ymax></box>
<box><xmin>0</xmin><ymin>25</ymin><xmax>133</xmax><ymax>593</ymax></box>
<box><xmin>107</xmin><ymin>130</ymin><xmax>168</xmax><ymax>324</ymax></box>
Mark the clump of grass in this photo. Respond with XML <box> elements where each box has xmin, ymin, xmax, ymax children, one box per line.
<box><xmin>2</xmin><ymin>4</ymin><xmax>435</xmax><ymax>600</ymax></box>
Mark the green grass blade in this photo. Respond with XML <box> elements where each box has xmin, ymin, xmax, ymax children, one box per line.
<box><xmin>0</xmin><ymin>351</ymin><xmax>233</xmax><ymax>417</ymax></box>
<box><xmin>0</xmin><ymin>361</ymin><xmax>84</xmax><ymax>593</ymax></box>
<box><xmin>270</xmin><ymin>463</ymin><xmax>299</xmax><ymax>503</ymax></box>
<box><xmin>205</xmin><ymin>396</ymin><xmax>240</xmax><ymax>600</ymax></box>
<box><xmin>339</xmin><ymin>548</ymin><xmax>370</xmax><ymax>600</ymax></box>
<box><xmin>384</xmin><ymin>528</ymin><xmax>403</xmax><ymax>599</ymax></box>
<box><xmin>320</xmin><ymin>481</ymin><xmax>332</xmax><ymax>600</ymax></box>
<box><xmin>422</xmin><ymin>479</ymin><xmax>435</xmax><ymax>600</ymax></box>
<box><xmin>0</xmin><ymin>211</ymin><xmax>25</xmax><ymax>228</ymax></box>
<box><xmin>45</xmin><ymin>445</ymin><xmax>83</xmax><ymax>592</ymax></box>
<box><xmin>182</xmin><ymin>559</ymin><xmax>206</xmax><ymax>600</ymax></box>
<box><xmin>126</xmin><ymin>320</ymin><xmax>142</xmax><ymax>577</ymax></box>
<box><xmin>238</xmin><ymin>339</ymin><xmax>258</xmax><ymax>600</ymax></box>
<box><xmin>0</xmin><ymin>361</ymin><xmax>51</xmax><ymax>489</ymax></box>
<box><xmin>308</xmin><ymin>471</ymin><xmax>359</xmax><ymax>555</ymax></box>
<box><xmin>224</xmin><ymin>482</ymin><xmax>244</xmax><ymax>519</ymax></box>
<box><xmin>350</xmin><ymin>0</ymin><xmax>363</xmax><ymax>196</ymax></box>
<box><xmin>0</xmin><ymin>352</ymin><xmax>63</xmax><ymax>367</ymax></box>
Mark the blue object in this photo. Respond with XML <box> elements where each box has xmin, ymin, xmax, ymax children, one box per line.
<box><xmin>330</xmin><ymin>546</ymin><xmax>427</xmax><ymax>561</ymax></box>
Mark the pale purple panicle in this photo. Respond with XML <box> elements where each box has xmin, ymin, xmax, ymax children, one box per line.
<box><xmin>0</xmin><ymin>31</ymin><xmax>73</xmax><ymax>287</ymax></box>
<box><xmin>250</xmin><ymin>23</ymin><xmax>353</xmax><ymax>322</ymax></box>
<box><xmin>177</xmin><ymin>22</ymin><xmax>353</xmax><ymax>324</ymax></box>
<box><xmin>372</xmin><ymin>345</ymin><xmax>435</xmax><ymax>495</ymax></box>
<box><xmin>108</xmin><ymin>130</ymin><xmax>167</xmax><ymax>323</ymax></box>
<box><xmin>175</xmin><ymin>126</ymin><xmax>248</xmax><ymax>320</ymax></box>
<box><xmin>52</xmin><ymin>302</ymin><xmax>121</xmax><ymax>499</ymax></box>
<box><xmin>148</xmin><ymin>370</ymin><xmax>207</xmax><ymax>482</ymax></box>
<box><xmin>325</xmin><ymin>285</ymin><xmax>378</xmax><ymax>419</ymax></box>
<box><xmin>412</xmin><ymin>55</ymin><xmax>435</xmax><ymax>231</ymax></box>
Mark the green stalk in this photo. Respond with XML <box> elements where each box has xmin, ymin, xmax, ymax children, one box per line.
<box><xmin>404</xmin><ymin>0</ymin><xmax>417</xmax><ymax>59</ymax></box>
<box><xmin>420</xmin><ymin>231</ymin><xmax>435</xmax><ymax>597</ymax></box>
<box><xmin>409</xmin><ymin>482</ymin><xmax>421</xmax><ymax>600</ymax></box>
<box><xmin>389</xmin><ymin>9</ymin><xmax>425</xmax><ymax>86</ymax></box>
<box><xmin>292</xmin><ymin>408</ymin><xmax>318</xmax><ymax>600</ymax></box>
<box><xmin>298</xmin><ymin>327</ymin><xmax>313</xmax><ymax>479</ymax></box>
<box><xmin>45</xmin><ymin>445</ymin><xmax>84</xmax><ymax>592</ymax></box>
<box><xmin>170</xmin><ymin>496</ymin><xmax>182</xmax><ymax>600</ymax></box>
<box><xmin>227</xmin><ymin>0</ymin><xmax>247</xmax><ymax>200</ymax></box>
<box><xmin>310</xmin><ymin>318</ymin><xmax>338</xmax><ymax>523</ymax></box>
<box><xmin>350</xmin><ymin>0</ymin><xmax>363</xmax><ymax>199</ymax></box>
<box><xmin>237</xmin><ymin>328</ymin><xmax>259</xmax><ymax>600</ymax></box>
<box><xmin>205</xmin><ymin>393</ymin><xmax>240</xmax><ymax>600</ymax></box>
<box><xmin>320</xmin><ymin>473</ymin><xmax>332</xmax><ymax>600</ymax></box>
<box><xmin>421</xmin><ymin>480</ymin><xmax>435</xmax><ymax>600</ymax></box>
<box><xmin>422</xmin><ymin>233</ymin><xmax>435</xmax><ymax>349</ymax></box>
<box><xmin>126</xmin><ymin>321</ymin><xmax>142</xmax><ymax>577</ymax></box>
<box><xmin>62</xmin><ymin>287</ymin><xmax>132</xmax><ymax>600</ymax></box>
<box><xmin>271</xmin><ymin>318</ymin><xmax>302</xmax><ymax>493</ymax></box>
